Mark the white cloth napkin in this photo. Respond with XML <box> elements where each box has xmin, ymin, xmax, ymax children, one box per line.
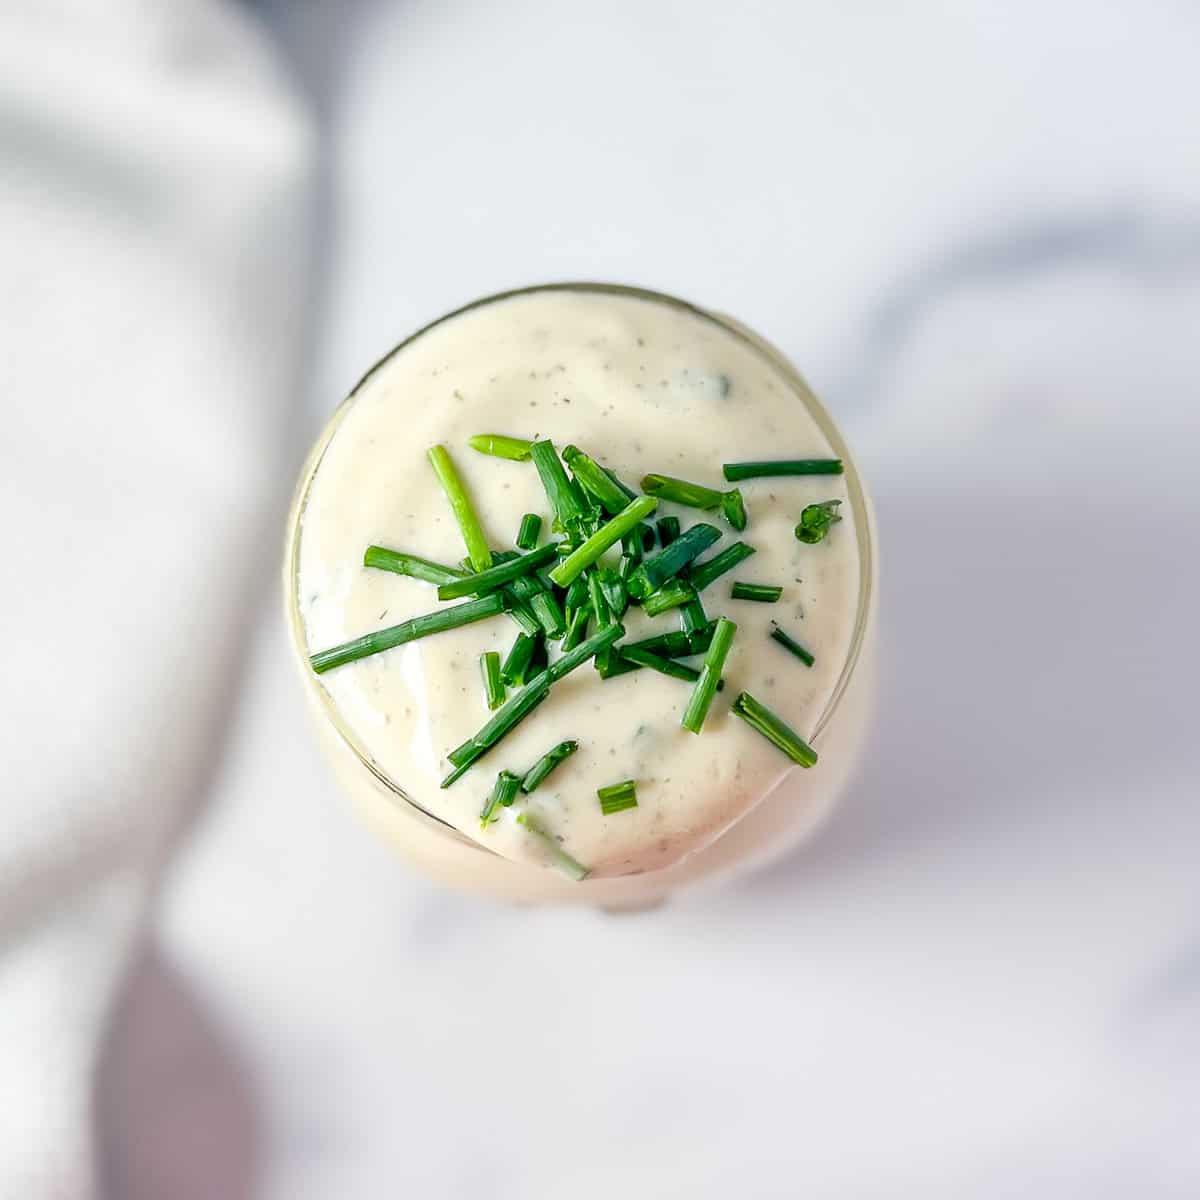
<box><xmin>0</xmin><ymin>1</ymin><xmax>312</xmax><ymax>1194</ymax></box>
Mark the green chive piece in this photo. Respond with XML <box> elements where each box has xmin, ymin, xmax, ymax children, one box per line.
<box><xmin>604</xmin><ymin>466</ymin><xmax>637</xmax><ymax>503</ymax></box>
<box><xmin>480</xmin><ymin>651</ymin><xmax>505</xmax><ymax>710</ymax></box>
<box><xmin>564</xmin><ymin>574</ymin><xmax>590</xmax><ymax>615</ymax></box>
<box><xmin>623</xmin><ymin>624</ymin><xmax>716</xmax><ymax>660</ymax></box>
<box><xmin>442</xmin><ymin>625</ymin><xmax>623</xmax><ymax>785</ymax></box>
<box><xmin>468</xmin><ymin>433</ymin><xmax>534</xmax><ymax>461</ymax></box>
<box><xmin>442</xmin><ymin>674</ymin><xmax>551</xmax><ymax>783</ymax></box>
<box><xmin>521</xmin><ymin>739</ymin><xmax>579</xmax><ymax>793</ymax></box>
<box><xmin>500</xmin><ymin>632</ymin><xmax>538</xmax><ymax>686</ymax></box>
<box><xmin>526</xmin><ymin>634</ymin><xmax>550</xmax><ymax>681</ymax></box>
<box><xmin>588</xmin><ymin>571</ymin><xmax>612</xmax><ymax>628</ymax></box>
<box><xmin>530</xmin><ymin>440</ymin><xmax>587</xmax><ymax>528</ymax></box>
<box><xmin>655</xmin><ymin>516</ymin><xmax>680</xmax><ymax>547</ymax></box>
<box><xmin>479</xmin><ymin>769</ymin><xmax>523</xmax><ymax>828</ymax></box>
<box><xmin>428</xmin><ymin>444</ymin><xmax>493</xmax><ymax>572</ymax></box>
<box><xmin>620</xmin><ymin>527</ymin><xmax>644</xmax><ymax>566</ymax></box>
<box><xmin>769</xmin><ymin>621</ymin><xmax>815</xmax><ymax>667</ymax></box>
<box><xmin>731</xmin><ymin>691</ymin><xmax>818</xmax><ymax>766</ymax></box>
<box><xmin>679</xmin><ymin>594</ymin><xmax>710</xmax><ymax>647</ymax></box>
<box><xmin>546</xmin><ymin>622</ymin><xmax>624</xmax><ymax>683</ymax></box>
<box><xmin>436</xmin><ymin>541</ymin><xmax>559</xmax><ymax>600</ymax></box>
<box><xmin>515</xmin><ymin>812</ymin><xmax>590</xmax><ymax>881</ymax></box>
<box><xmin>597</xmin><ymin>569</ymin><xmax>628</xmax><ymax>620</ymax></box>
<box><xmin>561</xmin><ymin>445</ymin><xmax>630</xmax><ymax>515</ymax></box>
<box><xmin>681</xmin><ymin>617</ymin><xmax>737</xmax><ymax>734</ymax></box>
<box><xmin>721</xmin><ymin>489</ymin><xmax>747</xmax><ymax>531</ymax></box>
<box><xmin>363</xmin><ymin>546</ymin><xmax>467</xmax><ymax>586</ymax></box>
<box><xmin>561</xmin><ymin>604</ymin><xmax>590</xmax><ymax>652</ymax></box>
<box><xmin>619</xmin><ymin>645</ymin><xmax>701</xmax><ymax>683</ymax></box>
<box><xmin>642</xmin><ymin>474</ymin><xmax>746</xmax><ymax>529</ymax></box>
<box><xmin>731</xmin><ymin>582</ymin><xmax>783</xmax><ymax>603</ymax></box>
<box><xmin>597</xmin><ymin>779</ymin><xmax>638</xmax><ymax>815</ymax></box>
<box><xmin>722</xmin><ymin>459</ymin><xmax>844</xmax><ymax>481</ymax></box>
<box><xmin>687</xmin><ymin>541</ymin><xmax>756</xmax><ymax>593</ymax></box>
<box><xmin>638</xmin><ymin>523</ymin><xmax>657</xmax><ymax>553</ymax></box>
<box><xmin>594</xmin><ymin>653</ymin><xmax>641</xmax><ymax>680</ymax></box>
<box><xmin>640</xmin><ymin>473</ymin><xmax>723</xmax><ymax>510</ymax></box>
<box><xmin>311</xmin><ymin>593</ymin><xmax>505</xmax><ymax>675</ymax></box>
<box><xmin>502</xmin><ymin>593</ymin><xmax>542</xmax><ymax>637</ymax></box>
<box><xmin>548</xmin><ymin>495</ymin><xmax>658</xmax><ymax>587</ymax></box>
<box><xmin>530</xmin><ymin>589</ymin><xmax>566</xmax><ymax>638</ymax></box>
<box><xmin>626</xmin><ymin>523</ymin><xmax>721</xmax><ymax>599</ymax></box>
<box><xmin>515</xmin><ymin>512</ymin><xmax>543</xmax><ymax>550</ymax></box>
<box><xmin>795</xmin><ymin>499</ymin><xmax>844</xmax><ymax>545</ymax></box>
<box><xmin>642</xmin><ymin>579</ymin><xmax>696</xmax><ymax>617</ymax></box>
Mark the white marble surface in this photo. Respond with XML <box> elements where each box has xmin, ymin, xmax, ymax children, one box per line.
<box><xmin>30</xmin><ymin>0</ymin><xmax>1200</xmax><ymax>1195</ymax></box>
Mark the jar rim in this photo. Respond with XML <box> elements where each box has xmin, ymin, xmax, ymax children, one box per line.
<box><xmin>284</xmin><ymin>281</ymin><xmax>876</xmax><ymax>850</ymax></box>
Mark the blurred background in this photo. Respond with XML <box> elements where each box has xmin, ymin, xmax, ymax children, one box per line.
<box><xmin>2</xmin><ymin>1</ymin><xmax>1198</xmax><ymax>1196</ymax></box>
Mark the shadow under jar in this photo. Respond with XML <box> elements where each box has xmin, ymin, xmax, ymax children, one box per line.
<box><xmin>284</xmin><ymin>283</ymin><xmax>877</xmax><ymax>906</ymax></box>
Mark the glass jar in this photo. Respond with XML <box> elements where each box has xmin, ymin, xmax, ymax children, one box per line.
<box><xmin>284</xmin><ymin>283</ymin><xmax>877</xmax><ymax>906</ymax></box>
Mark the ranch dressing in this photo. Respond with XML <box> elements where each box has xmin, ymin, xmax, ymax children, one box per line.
<box><xmin>294</xmin><ymin>287</ymin><xmax>864</xmax><ymax>883</ymax></box>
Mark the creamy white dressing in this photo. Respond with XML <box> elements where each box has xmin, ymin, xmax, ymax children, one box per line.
<box><xmin>295</xmin><ymin>289</ymin><xmax>861</xmax><ymax>880</ymax></box>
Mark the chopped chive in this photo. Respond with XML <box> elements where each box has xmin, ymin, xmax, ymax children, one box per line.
<box><xmin>795</xmin><ymin>499</ymin><xmax>843</xmax><ymax>545</ymax></box>
<box><xmin>564</xmin><ymin>574</ymin><xmax>590</xmax><ymax>615</ymax></box>
<box><xmin>620</xmin><ymin>528</ymin><xmax>644</xmax><ymax>572</ymax></box>
<box><xmin>623</xmin><ymin>624</ymin><xmax>716</xmax><ymax>660</ymax></box>
<box><xmin>679</xmin><ymin>594</ymin><xmax>709</xmax><ymax>647</ymax></box>
<box><xmin>546</xmin><ymin>622</ymin><xmax>624</xmax><ymax>683</ymax></box>
<box><xmin>515</xmin><ymin>812</ymin><xmax>590</xmax><ymax>881</ymax></box>
<box><xmin>480</xmin><ymin>651</ymin><xmax>505</xmax><ymax>710</ymax></box>
<box><xmin>731</xmin><ymin>582</ymin><xmax>783</xmax><ymax>603</ymax></box>
<box><xmin>681</xmin><ymin>616</ymin><xmax>737</xmax><ymax>734</ymax></box>
<box><xmin>530</xmin><ymin>440</ymin><xmax>587</xmax><ymax>528</ymax></box>
<box><xmin>441</xmin><ymin>625</ymin><xmax>623</xmax><ymax>785</ymax></box>
<box><xmin>505</xmin><ymin>573</ymin><xmax>566</xmax><ymax>638</ymax></box>
<box><xmin>311</xmin><ymin>593</ymin><xmax>505</xmax><ymax>675</ymax></box>
<box><xmin>500</xmin><ymin>632</ymin><xmax>538</xmax><ymax>686</ymax></box>
<box><xmin>469</xmin><ymin>433</ymin><xmax>534</xmax><ymax>461</ymax></box>
<box><xmin>619</xmin><ymin>645</ymin><xmax>701</xmax><ymax>683</ymax></box>
<box><xmin>731</xmin><ymin>691</ymin><xmax>818</xmax><ymax>766</ymax></box>
<box><xmin>515</xmin><ymin>512</ymin><xmax>543</xmax><ymax>550</ymax></box>
<box><xmin>626</xmin><ymin>523</ymin><xmax>721</xmax><ymax>599</ymax></box>
<box><xmin>479</xmin><ymin>769</ymin><xmax>523</xmax><ymax>828</ymax></box>
<box><xmin>594</xmin><ymin>652</ymin><xmax>641</xmax><ymax>680</ymax></box>
<box><xmin>655</xmin><ymin>516</ymin><xmax>680</xmax><ymax>547</ymax></box>
<box><xmin>638</xmin><ymin>523</ymin><xmax>657</xmax><ymax>553</ymax></box>
<box><xmin>561</xmin><ymin>445</ymin><xmax>630</xmax><ymax>515</ymax></box>
<box><xmin>526</xmin><ymin>633</ymin><xmax>549</xmax><ymax>681</ymax></box>
<box><xmin>442</xmin><ymin>674</ymin><xmax>551</xmax><ymax>784</ymax></box>
<box><xmin>640</xmin><ymin>473</ymin><xmax>723</xmax><ymax>510</ymax></box>
<box><xmin>722</xmin><ymin>459</ymin><xmax>844</xmax><ymax>481</ymax></box>
<box><xmin>548</xmin><ymin>495</ymin><xmax>658</xmax><ymax>587</ymax></box>
<box><xmin>597</xmin><ymin>779</ymin><xmax>638</xmax><ymax>815</ymax></box>
<box><xmin>427</xmin><ymin>444</ymin><xmax>493</xmax><ymax>572</ymax></box>
<box><xmin>521</xmin><ymin>739</ymin><xmax>579</xmax><ymax>793</ymax></box>
<box><xmin>529</xmin><ymin>589</ymin><xmax>566</xmax><ymax>638</ymax></box>
<box><xmin>769</xmin><ymin>621</ymin><xmax>815</xmax><ymax>667</ymax></box>
<box><xmin>363</xmin><ymin>546</ymin><xmax>467</xmax><ymax>586</ymax></box>
<box><xmin>597</xmin><ymin>569</ymin><xmax>628</xmax><ymax>619</ymax></box>
<box><xmin>502</xmin><ymin>592</ymin><xmax>542</xmax><ymax>637</ymax></box>
<box><xmin>603</xmin><ymin>466</ymin><xmax>637</xmax><ymax>503</ymax></box>
<box><xmin>641</xmin><ymin>474</ymin><xmax>746</xmax><ymax>529</ymax></box>
<box><xmin>436</xmin><ymin>542</ymin><xmax>559</xmax><ymax>600</ymax></box>
<box><xmin>587</xmin><ymin>571</ymin><xmax>612</xmax><ymax>628</ymax></box>
<box><xmin>687</xmin><ymin>541</ymin><xmax>756</xmax><ymax>593</ymax></box>
<box><xmin>721</xmin><ymin>489</ymin><xmax>747</xmax><ymax>531</ymax></box>
<box><xmin>561</xmin><ymin>604</ymin><xmax>590</xmax><ymax>652</ymax></box>
<box><xmin>642</xmin><ymin>579</ymin><xmax>696</xmax><ymax>617</ymax></box>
